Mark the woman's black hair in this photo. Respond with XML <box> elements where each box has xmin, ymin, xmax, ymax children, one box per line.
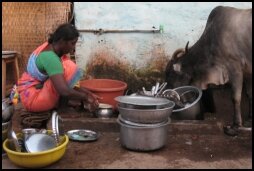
<box><xmin>48</xmin><ymin>23</ymin><xmax>80</xmax><ymax>44</ymax></box>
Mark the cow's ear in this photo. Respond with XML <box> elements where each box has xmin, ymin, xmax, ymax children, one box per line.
<box><xmin>173</xmin><ymin>63</ymin><xmax>181</xmax><ymax>72</ymax></box>
<box><xmin>185</xmin><ymin>41</ymin><xmax>189</xmax><ymax>53</ymax></box>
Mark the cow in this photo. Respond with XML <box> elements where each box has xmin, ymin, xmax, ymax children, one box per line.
<box><xmin>165</xmin><ymin>6</ymin><xmax>252</xmax><ymax>136</ymax></box>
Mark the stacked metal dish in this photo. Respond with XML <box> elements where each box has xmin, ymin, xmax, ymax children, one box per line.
<box><xmin>2</xmin><ymin>98</ymin><xmax>14</xmax><ymax>146</ymax></box>
<box><xmin>115</xmin><ymin>96</ymin><xmax>175</xmax><ymax>151</ymax></box>
<box><xmin>171</xmin><ymin>86</ymin><xmax>203</xmax><ymax>120</ymax></box>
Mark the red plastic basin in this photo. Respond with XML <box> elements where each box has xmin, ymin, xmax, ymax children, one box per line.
<box><xmin>80</xmin><ymin>79</ymin><xmax>127</xmax><ymax>110</ymax></box>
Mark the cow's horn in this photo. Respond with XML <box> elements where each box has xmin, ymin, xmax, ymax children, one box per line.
<box><xmin>185</xmin><ymin>41</ymin><xmax>189</xmax><ymax>53</ymax></box>
<box><xmin>172</xmin><ymin>48</ymin><xmax>185</xmax><ymax>60</ymax></box>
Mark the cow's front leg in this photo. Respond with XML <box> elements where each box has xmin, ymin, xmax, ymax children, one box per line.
<box><xmin>248</xmin><ymin>98</ymin><xmax>252</xmax><ymax>120</ymax></box>
<box><xmin>231</xmin><ymin>74</ymin><xmax>243</xmax><ymax>127</ymax></box>
<box><xmin>224</xmin><ymin>72</ymin><xmax>243</xmax><ymax>136</ymax></box>
<box><xmin>246</xmin><ymin>76</ymin><xmax>252</xmax><ymax>120</ymax></box>
<box><xmin>244</xmin><ymin>75</ymin><xmax>252</xmax><ymax>127</ymax></box>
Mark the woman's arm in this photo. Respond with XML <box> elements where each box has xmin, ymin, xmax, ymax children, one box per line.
<box><xmin>50</xmin><ymin>74</ymin><xmax>100</xmax><ymax>111</ymax></box>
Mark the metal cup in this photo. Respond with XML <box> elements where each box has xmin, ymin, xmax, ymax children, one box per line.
<box><xmin>22</xmin><ymin>128</ymin><xmax>37</xmax><ymax>140</ymax></box>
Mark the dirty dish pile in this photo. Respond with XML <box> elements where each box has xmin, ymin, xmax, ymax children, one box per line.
<box><xmin>7</xmin><ymin>114</ymin><xmax>65</xmax><ymax>154</ymax></box>
<box><xmin>2</xmin><ymin>98</ymin><xmax>14</xmax><ymax>146</ymax></box>
<box><xmin>115</xmin><ymin>95</ymin><xmax>174</xmax><ymax>151</ymax></box>
<box><xmin>137</xmin><ymin>82</ymin><xmax>168</xmax><ymax>97</ymax></box>
<box><xmin>166</xmin><ymin>86</ymin><xmax>203</xmax><ymax>120</ymax></box>
<box><xmin>3</xmin><ymin>131</ymin><xmax>69</xmax><ymax>168</ymax></box>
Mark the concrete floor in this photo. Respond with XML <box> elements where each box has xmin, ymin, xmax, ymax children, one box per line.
<box><xmin>2</xmin><ymin>87</ymin><xmax>252</xmax><ymax>169</ymax></box>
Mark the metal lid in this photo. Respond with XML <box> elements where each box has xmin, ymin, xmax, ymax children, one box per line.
<box><xmin>115</xmin><ymin>96</ymin><xmax>171</xmax><ymax>106</ymax></box>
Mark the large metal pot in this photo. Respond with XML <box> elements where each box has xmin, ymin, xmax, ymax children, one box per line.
<box><xmin>117</xmin><ymin>116</ymin><xmax>170</xmax><ymax>151</ymax></box>
<box><xmin>172</xmin><ymin>86</ymin><xmax>202</xmax><ymax>120</ymax></box>
<box><xmin>117</xmin><ymin>101</ymin><xmax>175</xmax><ymax>124</ymax></box>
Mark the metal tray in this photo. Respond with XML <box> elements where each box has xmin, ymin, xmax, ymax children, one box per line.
<box><xmin>67</xmin><ymin>129</ymin><xmax>99</xmax><ymax>142</ymax></box>
<box><xmin>115</xmin><ymin>96</ymin><xmax>170</xmax><ymax>106</ymax></box>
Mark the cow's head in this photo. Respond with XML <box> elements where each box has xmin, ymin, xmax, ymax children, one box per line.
<box><xmin>165</xmin><ymin>42</ymin><xmax>193</xmax><ymax>89</ymax></box>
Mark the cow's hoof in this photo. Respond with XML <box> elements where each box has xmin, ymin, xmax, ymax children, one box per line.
<box><xmin>223</xmin><ymin>125</ymin><xmax>239</xmax><ymax>136</ymax></box>
<box><xmin>243</xmin><ymin>119</ymin><xmax>252</xmax><ymax>128</ymax></box>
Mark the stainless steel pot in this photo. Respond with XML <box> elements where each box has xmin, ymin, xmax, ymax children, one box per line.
<box><xmin>2</xmin><ymin>98</ymin><xmax>14</xmax><ymax>122</ymax></box>
<box><xmin>117</xmin><ymin>101</ymin><xmax>174</xmax><ymax>124</ymax></box>
<box><xmin>117</xmin><ymin>116</ymin><xmax>170</xmax><ymax>151</ymax></box>
<box><xmin>115</xmin><ymin>96</ymin><xmax>171</xmax><ymax>109</ymax></box>
<box><xmin>172</xmin><ymin>86</ymin><xmax>202</xmax><ymax>120</ymax></box>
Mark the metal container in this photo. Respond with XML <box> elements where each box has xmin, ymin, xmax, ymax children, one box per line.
<box><xmin>2</xmin><ymin>98</ymin><xmax>14</xmax><ymax>123</ymax></box>
<box><xmin>2</xmin><ymin>121</ymin><xmax>10</xmax><ymax>143</ymax></box>
<box><xmin>117</xmin><ymin>116</ymin><xmax>170</xmax><ymax>151</ymax></box>
<box><xmin>3</xmin><ymin>133</ymin><xmax>69</xmax><ymax>168</ymax></box>
<box><xmin>172</xmin><ymin>86</ymin><xmax>202</xmax><ymax>120</ymax></box>
<box><xmin>117</xmin><ymin>101</ymin><xmax>175</xmax><ymax>124</ymax></box>
<box><xmin>24</xmin><ymin>133</ymin><xmax>57</xmax><ymax>153</ymax></box>
<box><xmin>94</xmin><ymin>103</ymin><xmax>114</xmax><ymax>119</ymax></box>
<box><xmin>115</xmin><ymin>96</ymin><xmax>171</xmax><ymax>109</ymax></box>
<box><xmin>22</xmin><ymin>128</ymin><xmax>38</xmax><ymax>140</ymax></box>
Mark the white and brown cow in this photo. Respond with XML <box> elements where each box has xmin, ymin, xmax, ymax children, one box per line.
<box><xmin>165</xmin><ymin>6</ymin><xmax>252</xmax><ymax>135</ymax></box>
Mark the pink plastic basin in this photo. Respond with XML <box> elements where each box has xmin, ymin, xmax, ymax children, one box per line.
<box><xmin>80</xmin><ymin>79</ymin><xmax>127</xmax><ymax>110</ymax></box>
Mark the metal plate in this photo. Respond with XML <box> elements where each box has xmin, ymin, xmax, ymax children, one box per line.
<box><xmin>115</xmin><ymin>96</ymin><xmax>170</xmax><ymax>106</ymax></box>
<box><xmin>51</xmin><ymin>111</ymin><xmax>58</xmax><ymax>143</ymax></box>
<box><xmin>57</xmin><ymin>115</ymin><xmax>65</xmax><ymax>136</ymax></box>
<box><xmin>67</xmin><ymin>129</ymin><xmax>99</xmax><ymax>142</ymax></box>
<box><xmin>24</xmin><ymin>133</ymin><xmax>56</xmax><ymax>153</ymax></box>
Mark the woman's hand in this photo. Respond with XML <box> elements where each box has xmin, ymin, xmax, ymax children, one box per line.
<box><xmin>50</xmin><ymin>74</ymin><xmax>102</xmax><ymax>112</ymax></box>
<box><xmin>76</xmin><ymin>87</ymin><xmax>102</xmax><ymax>112</ymax></box>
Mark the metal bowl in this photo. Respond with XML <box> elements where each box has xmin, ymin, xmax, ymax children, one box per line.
<box><xmin>172</xmin><ymin>86</ymin><xmax>203</xmax><ymax>120</ymax></box>
<box><xmin>115</xmin><ymin>96</ymin><xmax>171</xmax><ymax>109</ymax></box>
<box><xmin>24</xmin><ymin>133</ymin><xmax>57</xmax><ymax>153</ymax></box>
<box><xmin>22</xmin><ymin>128</ymin><xmax>38</xmax><ymax>140</ymax></box>
<box><xmin>117</xmin><ymin>100</ymin><xmax>175</xmax><ymax>124</ymax></box>
<box><xmin>94</xmin><ymin>103</ymin><xmax>114</xmax><ymax>119</ymax></box>
<box><xmin>3</xmin><ymin>131</ymin><xmax>69</xmax><ymax>168</ymax></box>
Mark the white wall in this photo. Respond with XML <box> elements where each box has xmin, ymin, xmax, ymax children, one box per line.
<box><xmin>74</xmin><ymin>2</ymin><xmax>252</xmax><ymax>90</ymax></box>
